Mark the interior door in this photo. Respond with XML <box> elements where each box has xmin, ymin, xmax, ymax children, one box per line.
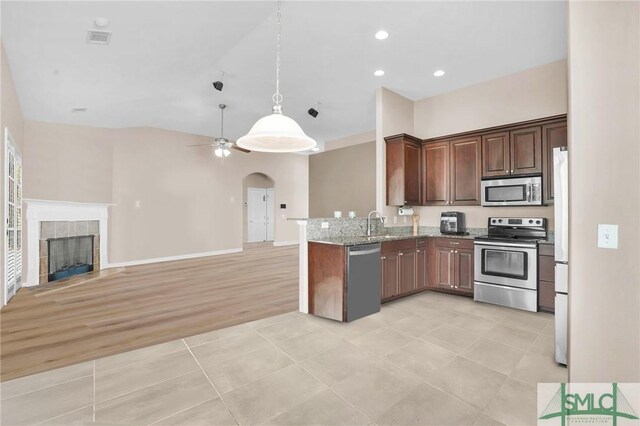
<box><xmin>247</xmin><ymin>188</ymin><xmax>267</xmax><ymax>242</ymax></box>
<box><xmin>266</xmin><ymin>188</ymin><xmax>275</xmax><ymax>241</ymax></box>
<box><xmin>4</xmin><ymin>129</ymin><xmax>22</xmax><ymax>305</ymax></box>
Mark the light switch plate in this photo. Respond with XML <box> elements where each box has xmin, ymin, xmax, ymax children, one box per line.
<box><xmin>321</xmin><ymin>222</ymin><xmax>329</xmax><ymax>229</ymax></box>
<box><xmin>598</xmin><ymin>224</ymin><xmax>618</xmax><ymax>249</ymax></box>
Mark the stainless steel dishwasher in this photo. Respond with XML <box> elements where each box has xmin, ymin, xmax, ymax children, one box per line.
<box><xmin>346</xmin><ymin>243</ymin><xmax>381</xmax><ymax>322</ymax></box>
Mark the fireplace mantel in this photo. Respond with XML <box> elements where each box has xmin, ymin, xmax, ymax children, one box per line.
<box><xmin>24</xmin><ymin>199</ymin><xmax>112</xmax><ymax>286</ymax></box>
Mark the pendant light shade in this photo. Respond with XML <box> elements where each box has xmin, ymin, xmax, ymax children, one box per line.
<box><xmin>236</xmin><ymin>106</ymin><xmax>316</xmax><ymax>153</ymax></box>
<box><xmin>237</xmin><ymin>0</ymin><xmax>316</xmax><ymax>153</ymax></box>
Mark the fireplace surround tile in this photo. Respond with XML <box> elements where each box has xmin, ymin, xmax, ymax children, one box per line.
<box><xmin>54</xmin><ymin>222</ymin><xmax>69</xmax><ymax>238</ymax></box>
<box><xmin>41</xmin><ymin>222</ymin><xmax>55</xmax><ymax>239</ymax></box>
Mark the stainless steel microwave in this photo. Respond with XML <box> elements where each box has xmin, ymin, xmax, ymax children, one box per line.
<box><xmin>481</xmin><ymin>176</ymin><xmax>542</xmax><ymax>207</ymax></box>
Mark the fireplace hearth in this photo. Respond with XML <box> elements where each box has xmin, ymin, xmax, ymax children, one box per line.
<box><xmin>47</xmin><ymin>235</ymin><xmax>95</xmax><ymax>282</ymax></box>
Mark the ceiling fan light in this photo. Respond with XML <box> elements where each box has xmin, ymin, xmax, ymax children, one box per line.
<box><xmin>237</xmin><ymin>111</ymin><xmax>316</xmax><ymax>153</ymax></box>
<box><xmin>223</xmin><ymin>148</ymin><xmax>231</xmax><ymax>157</ymax></box>
<box><xmin>214</xmin><ymin>147</ymin><xmax>224</xmax><ymax>157</ymax></box>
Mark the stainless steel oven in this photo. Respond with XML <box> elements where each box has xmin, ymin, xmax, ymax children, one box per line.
<box><xmin>474</xmin><ymin>241</ymin><xmax>538</xmax><ymax>291</ymax></box>
<box><xmin>474</xmin><ymin>240</ymin><xmax>539</xmax><ymax>312</ymax></box>
<box><xmin>481</xmin><ymin>175</ymin><xmax>542</xmax><ymax>207</ymax></box>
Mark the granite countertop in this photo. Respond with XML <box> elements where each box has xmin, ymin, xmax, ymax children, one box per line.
<box><xmin>309</xmin><ymin>228</ymin><xmax>484</xmax><ymax>247</ymax></box>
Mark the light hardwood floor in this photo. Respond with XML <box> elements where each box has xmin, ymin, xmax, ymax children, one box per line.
<box><xmin>0</xmin><ymin>243</ymin><xmax>299</xmax><ymax>381</ymax></box>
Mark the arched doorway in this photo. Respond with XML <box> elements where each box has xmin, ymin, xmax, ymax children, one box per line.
<box><xmin>242</xmin><ymin>173</ymin><xmax>276</xmax><ymax>244</ymax></box>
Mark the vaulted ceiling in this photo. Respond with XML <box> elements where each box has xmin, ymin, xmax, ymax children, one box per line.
<box><xmin>1</xmin><ymin>1</ymin><xmax>567</xmax><ymax>146</ymax></box>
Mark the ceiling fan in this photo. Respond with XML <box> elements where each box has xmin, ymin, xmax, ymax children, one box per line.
<box><xmin>189</xmin><ymin>104</ymin><xmax>251</xmax><ymax>157</ymax></box>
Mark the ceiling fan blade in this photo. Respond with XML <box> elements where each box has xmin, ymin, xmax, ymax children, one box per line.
<box><xmin>187</xmin><ymin>143</ymin><xmax>215</xmax><ymax>147</ymax></box>
<box><xmin>231</xmin><ymin>145</ymin><xmax>251</xmax><ymax>153</ymax></box>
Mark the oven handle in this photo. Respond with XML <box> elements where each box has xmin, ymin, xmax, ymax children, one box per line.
<box><xmin>474</xmin><ymin>241</ymin><xmax>537</xmax><ymax>249</ymax></box>
<box><xmin>526</xmin><ymin>184</ymin><xmax>532</xmax><ymax>203</ymax></box>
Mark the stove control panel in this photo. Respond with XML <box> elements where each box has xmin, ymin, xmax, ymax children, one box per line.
<box><xmin>489</xmin><ymin>217</ymin><xmax>546</xmax><ymax>227</ymax></box>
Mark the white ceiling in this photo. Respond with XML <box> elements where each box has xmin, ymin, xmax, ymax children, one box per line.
<box><xmin>1</xmin><ymin>1</ymin><xmax>567</xmax><ymax>146</ymax></box>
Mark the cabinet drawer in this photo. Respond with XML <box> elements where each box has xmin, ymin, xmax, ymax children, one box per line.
<box><xmin>381</xmin><ymin>239</ymin><xmax>416</xmax><ymax>253</ymax></box>
<box><xmin>433</xmin><ymin>238</ymin><xmax>474</xmax><ymax>250</ymax></box>
<box><xmin>539</xmin><ymin>244</ymin><xmax>554</xmax><ymax>256</ymax></box>
<box><xmin>539</xmin><ymin>255</ymin><xmax>555</xmax><ymax>283</ymax></box>
<box><xmin>416</xmin><ymin>238</ymin><xmax>428</xmax><ymax>247</ymax></box>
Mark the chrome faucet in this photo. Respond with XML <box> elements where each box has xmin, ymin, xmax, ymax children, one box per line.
<box><xmin>367</xmin><ymin>210</ymin><xmax>385</xmax><ymax>236</ymax></box>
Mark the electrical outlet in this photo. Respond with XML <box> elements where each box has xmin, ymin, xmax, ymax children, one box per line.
<box><xmin>321</xmin><ymin>222</ymin><xmax>329</xmax><ymax>229</ymax></box>
<box><xmin>597</xmin><ymin>224</ymin><xmax>618</xmax><ymax>249</ymax></box>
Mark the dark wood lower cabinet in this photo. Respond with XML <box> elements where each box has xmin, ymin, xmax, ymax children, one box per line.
<box><xmin>399</xmin><ymin>250</ymin><xmax>417</xmax><ymax>294</ymax></box>
<box><xmin>308</xmin><ymin>242</ymin><xmax>345</xmax><ymax>321</ymax></box>
<box><xmin>416</xmin><ymin>244</ymin><xmax>428</xmax><ymax>290</ymax></box>
<box><xmin>429</xmin><ymin>238</ymin><xmax>474</xmax><ymax>296</ymax></box>
<box><xmin>381</xmin><ymin>251</ymin><xmax>400</xmax><ymax>300</ymax></box>
<box><xmin>538</xmin><ymin>244</ymin><xmax>555</xmax><ymax>313</ymax></box>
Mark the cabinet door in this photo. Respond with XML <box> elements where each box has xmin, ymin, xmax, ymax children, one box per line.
<box><xmin>510</xmin><ymin>126</ymin><xmax>542</xmax><ymax>175</ymax></box>
<box><xmin>404</xmin><ymin>142</ymin><xmax>422</xmax><ymax>205</ymax></box>
<box><xmin>450</xmin><ymin>136</ymin><xmax>481</xmax><ymax>205</ymax></box>
<box><xmin>398</xmin><ymin>250</ymin><xmax>417</xmax><ymax>295</ymax></box>
<box><xmin>454</xmin><ymin>248</ymin><xmax>474</xmax><ymax>295</ymax></box>
<box><xmin>416</xmin><ymin>246</ymin><xmax>428</xmax><ymax>290</ymax></box>
<box><xmin>385</xmin><ymin>136</ymin><xmax>422</xmax><ymax>206</ymax></box>
<box><xmin>481</xmin><ymin>132</ymin><xmax>510</xmax><ymax>177</ymax></box>
<box><xmin>381</xmin><ymin>252</ymin><xmax>399</xmax><ymax>300</ymax></box>
<box><xmin>423</xmin><ymin>141</ymin><xmax>450</xmax><ymax>205</ymax></box>
<box><xmin>542</xmin><ymin>122</ymin><xmax>568</xmax><ymax>204</ymax></box>
<box><xmin>434</xmin><ymin>246</ymin><xmax>455</xmax><ymax>291</ymax></box>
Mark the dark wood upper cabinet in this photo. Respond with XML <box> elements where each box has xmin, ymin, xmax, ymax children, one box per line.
<box><xmin>422</xmin><ymin>141</ymin><xmax>449</xmax><ymax>205</ymax></box>
<box><xmin>542</xmin><ymin>121</ymin><xmax>568</xmax><ymax>204</ymax></box>
<box><xmin>481</xmin><ymin>132</ymin><xmax>510</xmax><ymax>177</ymax></box>
<box><xmin>385</xmin><ymin>134</ymin><xmax>422</xmax><ymax>206</ymax></box>
<box><xmin>423</xmin><ymin>138</ymin><xmax>480</xmax><ymax>206</ymax></box>
<box><xmin>449</xmin><ymin>136</ymin><xmax>481</xmax><ymax>205</ymax></box>
<box><xmin>510</xmin><ymin>126</ymin><xmax>542</xmax><ymax>175</ymax></box>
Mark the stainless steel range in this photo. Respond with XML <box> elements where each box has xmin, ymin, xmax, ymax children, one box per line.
<box><xmin>474</xmin><ymin>217</ymin><xmax>547</xmax><ymax>312</ymax></box>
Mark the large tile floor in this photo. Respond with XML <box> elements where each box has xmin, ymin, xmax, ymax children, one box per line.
<box><xmin>0</xmin><ymin>291</ymin><xmax>567</xmax><ymax>426</ymax></box>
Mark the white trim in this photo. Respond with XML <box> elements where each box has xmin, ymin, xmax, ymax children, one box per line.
<box><xmin>106</xmin><ymin>248</ymin><xmax>243</xmax><ymax>268</ymax></box>
<box><xmin>296</xmin><ymin>220</ymin><xmax>308</xmax><ymax>314</ymax></box>
<box><xmin>24</xmin><ymin>199</ymin><xmax>111</xmax><ymax>286</ymax></box>
<box><xmin>273</xmin><ymin>240</ymin><xmax>298</xmax><ymax>247</ymax></box>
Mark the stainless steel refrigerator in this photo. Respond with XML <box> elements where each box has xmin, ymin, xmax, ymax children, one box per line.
<box><xmin>554</xmin><ymin>147</ymin><xmax>569</xmax><ymax>365</ymax></box>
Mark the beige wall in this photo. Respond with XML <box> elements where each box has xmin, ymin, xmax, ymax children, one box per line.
<box><xmin>309</xmin><ymin>141</ymin><xmax>376</xmax><ymax>218</ymax></box>
<box><xmin>21</xmin><ymin>122</ymin><xmax>308</xmax><ymax>265</ymax></box>
<box><xmin>23</xmin><ymin>121</ymin><xmax>114</xmax><ymax>203</ymax></box>
<box><xmin>1</xmin><ymin>43</ymin><xmax>25</xmax><ymax>306</ymax></box>
<box><xmin>377</xmin><ymin>61</ymin><xmax>567</xmax><ymax>229</ymax></box>
<box><xmin>567</xmin><ymin>1</ymin><xmax>640</xmax><ymax>382</ymax></box>
<box><xmin>108</xmin><ymin>127</ymin><xmax>308</xmax><ymax>263</ymax></box>
<box><xmin>323</xmin><ymin>130</ymin><xmax>376</xmax><ymax>152</ymax></box>
<box><xmin>242</xmin><ymin>173</ymin><xmax>274</xmax><ymax>244</ymax></box>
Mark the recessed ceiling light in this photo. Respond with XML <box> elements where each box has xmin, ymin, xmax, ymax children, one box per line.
<box><xmin>375</xmin><ymin>30</ymin><xmax>388</xmax><ymax>40</ymax></box>
<box><xmin>433</xmin><ymin>70</ymin><xmax>445</xmax><ymax>77</ymax></box>
<box><xmin>71</xmin><ymin>107</ymin><xmax>87</xmax><ymax>113</ymax></box>
<box><xmin>374</xmin><ymin>70</ymin><xmax>385</xmax><ymax>77</ymax></box>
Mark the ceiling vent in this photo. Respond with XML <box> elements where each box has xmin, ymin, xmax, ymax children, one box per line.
<box><xmin>86</xmin><ymin>30</ymin><xmax>112</xmax><ymax>45</ymax></box>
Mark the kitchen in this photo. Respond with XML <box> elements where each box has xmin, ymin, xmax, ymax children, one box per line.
<box><xmin>303</xmin><ymin>112</ymin><xmax>570</xmax><ymax>367</ymax></box>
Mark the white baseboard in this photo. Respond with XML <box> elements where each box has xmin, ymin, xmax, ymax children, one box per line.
<box><xmin>273</xmin><ymin>240</ymin><xmax>299</xmax><ymax>247</ymax></box>
<box><xmin>106</xmin><ymin>247</ymin><xmax>243</xmax><ymax>268</ymax></box>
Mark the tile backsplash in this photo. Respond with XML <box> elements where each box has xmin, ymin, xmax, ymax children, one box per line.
<box><xmin>40</xmin><ymin>220</ymin><xmax>100</xmax><ymax>239</ymax></box>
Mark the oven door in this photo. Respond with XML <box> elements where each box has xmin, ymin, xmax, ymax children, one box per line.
<box><xmin>481</xmin><ymin>177</ymin><xmax>542</xmax><ymax>206</ymax></box>
<box><xmin>474</xmin><ymin>241</ymin><xmax>537</xmax><ymax>290</ymax></box>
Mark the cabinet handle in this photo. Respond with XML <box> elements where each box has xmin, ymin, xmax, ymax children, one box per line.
<box><xmin>455</xmin><ymin>250</ymin><xmax>458</xmax><ymax>253</ymax></box>
<box><xmin>416</xmin><ymin>249</ymin><xmax>420</xmax><ymax>253</ymax></box>
<box><xmin>450</xmin><ymin>250</ymin><xmax>454</xmax><ymax>253</ymax></box>
<box><xmin>381</xmin><ymin>256</ymin><xmax>386</xmax><ymax>260</ymax></box>
<box><xmin>450</xmin><ymin>242</ymin><xmax>460</xmax><ymax>245</ymax></box>
<box><xmin>399</xmin><ymin>252</ymin><xmax>404</xmax><ymax>256</ymax></box>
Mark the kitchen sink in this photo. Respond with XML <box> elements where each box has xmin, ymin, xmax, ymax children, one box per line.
<box><xmin>364</xmin><ymin>235</ymin><xmax>396</xmax><ymax>240</ymax></box>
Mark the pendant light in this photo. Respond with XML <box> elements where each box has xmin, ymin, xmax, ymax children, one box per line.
<box><xmin>236</xmin><ymin>0</ymin><xmax>316</xmax><ymax>153</ymax></box>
